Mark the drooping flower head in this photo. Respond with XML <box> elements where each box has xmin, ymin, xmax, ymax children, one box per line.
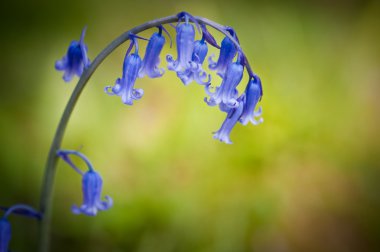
<box><xmin>213</xmin><ymin>94</ymin><xmax>245</xmax><ymax>144</ymax></box>
<box><xmin>167</xmin><ymin>12</ymin><xmax>210</xmax><ymax>85</ymax></box>
<box><xmin>239</xmin><ymin>74</ymin><xmax>264</xmax><ymax>125</ymax></box>
<box><xmin>57</xmin><ymin>150</ymin><xmax>113</xmax><ymax>216</ymax></box>
<box><xmin>205</xmin><ymin>54</ymin><xmax>245</xmax><ymax>108</ymax></box>
<box><xmin>0</xmin><ymin>204</ymin><xmax>40</xmax><ymax>252</ymax></box>
<box><xmin>139</xmin><ymin>25</ymin><xmax>171</xmax><ymax>78</ymax></box>
<box><xmin>177</xmin><ymin>34</ymin><xmax>211</xmax><ymax>85</ymax></box>
<box><xmin>208</xmin><ymin>27</ymin><xmax>238</xmax><ymax>78</ymax></box>
<box><xmin>105</xmin><ymin>35</ymin><xmax>144</xmax><ymax>105</ymax></box>
<box><xmin>55</xmin><ymin>27</ymin><xmax>90</xmax><ymax>82</ymax></box>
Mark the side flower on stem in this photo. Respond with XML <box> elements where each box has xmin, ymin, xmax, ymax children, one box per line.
<box><xmin>105</xmin><ymin>35</ymin><xmax>144</xmax><ymax>105</ymax></box>
<box><xmin>57</xmin><ymin>150</ymin><xmax>113</xmax><ymax>216</ymax></box>
<box><xmin>0</xmin><ymin>204</ymin><xmax>40</xmax><ymax>252</ymax></box>
<box><xmin>239</xmin><ymin>74</ymin><xmax>263</xmax><ymax>126</ymax></box>
<box><xmin>138</xmin><ymin>25</ymin><xmax>170</xmax><ymax>79</ymax></box>
<box><xmin>213</xmin><ymin>95</ymin><xmax>245</xmax><ymax>144</ymax></box>
<box><xmin>166</xmin><ymin>12</ymin><xmax>210</xmax><ymax>85</ymax></box>
<box><xmin>208</xmin><ymin>27</ymin><xmax>238</xmax><ymax>78</ymax></box>
<box><xmin>205</xmin><ymin>54</ymin><xmax>245</xmax><ymax>108</ymax></box>
<box><xmin>55</xmin><ymin>27</ymin><xmax>91</xmax><ymax>82</ymax></box>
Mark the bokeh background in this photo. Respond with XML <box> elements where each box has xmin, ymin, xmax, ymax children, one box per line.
<box><xmin>0</xmin><ymin>0</ymin><xmax>379</xmax><ymax>251</ymax></box>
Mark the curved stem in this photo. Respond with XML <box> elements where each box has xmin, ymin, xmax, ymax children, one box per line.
<box><xmin>37</xmin><ymin>13</ymin><xmax>256</xmax><ymax>252</ymax></box>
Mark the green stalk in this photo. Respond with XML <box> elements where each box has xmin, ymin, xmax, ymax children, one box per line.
<box><xmin>37</xmin><ymin>14</ymin><xmax>252</xmax><ymax>252</ymax></box>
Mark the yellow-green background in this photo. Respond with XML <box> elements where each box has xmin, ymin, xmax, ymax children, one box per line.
<box><xmin>1</xmin><ymin>0</ymin><xmax>379</xmax><ymax>251</ymax></box>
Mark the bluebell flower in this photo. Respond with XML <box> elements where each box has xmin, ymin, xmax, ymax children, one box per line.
<box><xmin>0</xmin><ymin>204</ymin><xmax>40</xmax><ymax>252</ymax></box>
<box><xmin>57</xmin><ymin>150</ymin><xmax>113</xmax><ymax>216</ymax></box>
<box><xmin>166</xmin><ymin>14</ymin><xmax>209</xmax><ymax>85</ymax></box>
<box><xmin>213</xmin><ymin>95</ymin><xmax>245</xmax><ymax>144</ymax></box>
<box><xmin>72</xmin><ymin>170</ymin><xmax>113</xmax><ymax>216</ymax></box>
<box><xmin>177</xmin><ymin>38</ymin><xmax>211</xmax><ymax>85</ymax></box>
<box><xmin>138</xmin><ymin>26</ymin><xmax>168</xmax><ymax>78</ymax></box>
<box><xmin>205</xmin><ymin>60</ymin><xmax>244</xmax><ymax>108</ymax></box>
<box><xmin>239</xmin><ymin>75</ymin><xmax>264</xmax><ymax>125</ymax></box>
<box><xmin>105</xmin><ymin>37</ymin><xmax>143</xmax><ymax>105</ymax></box>
<box><xmin>208</xmin><ymin>31</ymin><xmax>237</xmax><ymax>78</ymax></box>
<box><xmin>0</xmin><ymin>218</ymin><xmax>10</xmax><ymax>252</ymax></box>
<box><xmin>55</xmin><ymin>27</ymin><xmax>90</xmax><ymax>82</ymax></box>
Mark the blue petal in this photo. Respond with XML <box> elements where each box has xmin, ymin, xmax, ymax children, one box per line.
<box><xmin>82</xmin><ymin>170</ymin><xmax>103</xmax><ymax>208</ymax></box>
<box><xmin>167</xmin><ymin>23</ymin><xmax>195</xmax><ymax>72</ymax></box>
<box><xmin>239</xmin><ymin>76</ymin><xmax>263</xmax><ymax>125</ymax></box>
<box><xmin>192</xmin><ymin>40</ymin><xmax>208</xmax><ymax>64</ymax></box>
<box><xmin>106</xmin><ymin>53</ymin><xmax>143</xmax><ymax>105</ymax></box>
<box><xmin>213</xmin><ymin>96</ymin><xmax>245</xmax><ymax>144</ymax></box>
<box><xmin>208</xmin><ymin>36</ymin><xmax>237</xmax><ymax>78</ymax></box>
<box><xmin>205</xmin><ymin>62</ymin><xmax>243</xmax><ymax>107</ymax></box>
<box><xmin>55</xmin><ymin>27</ymin><xmax>91</xmax><ymax>83</ymax></box>
<box><xmin>0</xmin><ymin>218</ymin><xmax>11</xmax><ymax>252</ymax></box>
<box><xmin>139</xmin><ymin>32</ymin><xmax>166</xmax><ymax>78</ymax></box>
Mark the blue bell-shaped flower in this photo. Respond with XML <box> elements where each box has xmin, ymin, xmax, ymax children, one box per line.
<box><xmin>0</xmin><ymin>204</ymin><xmax>40</xmax><ymax>252</ymax></box>
<box><xmin>205</xmin><ymin>60</ymin><xmax>244</xmax><ymax>108</ymax></box>
<box><xmin>72</xmin><ymin>170</ymin><xmax>113</xmax><ymax>216</ymax></box>
<box><xmin>208</xmin><ymin>34</ymin><xmax>237</xmax><ymax>78</ymax></box>
<box><xmin>177</xmin><ymin>38</ymin><xmax>211</xmax><ymax>85</ymax></box>
<box><xmin>167</xmin><ymin>13</ymin><xmax>209</xmax><ymax>85</ymax></box>
<box><xmin>57</xmin><ymin>150</ymin><xmax>113</xmax><ymax>216</ymax></box>
<box><xmin>55</xmin><ymin>27</ymin><xmax>90</xmax><ymax>82</ymax></box>
<box><xmin>239</xmin><ymin>75</ymin><xmax>263</xmax><ymax>125</ymax></box>
<box><xmin>138</xmin><ymin>26</ymin><xmax>168</xmax><ymax>78</ymax></box>
<box><xmin>0</xmin><ymin>218</ymin><xmax>11</xmax><ymax>252</ymax></box>
<box><xmin>213</xmin><ymin>95</ymin><xmax>245</xmax><ymax>144</ymax></box>
<box><xmin>105</xmin><ymin>37</ymin><xmax>143</xmax><ymax>105</ymax></box>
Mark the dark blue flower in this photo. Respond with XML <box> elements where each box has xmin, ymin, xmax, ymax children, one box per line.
<box><xmin>138</xmin><ymin>26</ymin><xmax>168</xmax><ymax>78</ymax></box>
<box><xmin>105</xmin><ymin>37</ymin><xmax>143</xmax><ymax>105</ymax></box>
<box><xmin>0</xmin><ymin>204</ymin><xmax>40</xmax><ymax>252</ymax></box>
<box><xmin>208</xmin><ymin>34</ymin><xmax>237</xmax><ymax>78</ymax></box>
<box><xmin>239</xmin><ymin>75</ymin><xmax>263</xmax><ymax>125</ymax></box>
<box><xmin>55</xmin><ymin>27</ymin><xmax>90</xmax><ymax>82</ymax></box>
<box><xmin>205</xmin><ymin>60</ymin><xmax>244</xmax><ymax>108</ymax></box>
<box><xmin>0</xmin><ymin>218</ymin><xmax>10</xmax><ymax>252</ymax></box>
<box><xmin>57</xmin><ymin>150</ymin><xmax>113</xmax><ymax>216</ymax></box>
<box><xmin>167</xmin><ymin>14</ymin><xmax>209</xmax><ymax>85</ymax></box>
<box><xmin>213</xmin><ymin>95</ymin><xmax>245</xmax><ymax>144</ymax></box>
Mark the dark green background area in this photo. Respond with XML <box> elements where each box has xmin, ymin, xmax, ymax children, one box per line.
<box><xmin>1</xmin><ymin>0</ymin><xmax>380</xmax><ymax>251</ymax></box>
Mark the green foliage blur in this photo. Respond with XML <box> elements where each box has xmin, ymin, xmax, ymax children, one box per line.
<box><xmin>0</xmin><ymin>0</ymin><xmax>379</xmax><ymax>251</ymax></box>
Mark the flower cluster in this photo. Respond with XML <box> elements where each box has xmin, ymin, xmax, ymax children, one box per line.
<box><xmin>56</xmin><ymin>12</ymin><xmax>263</xmax><ymax>144</ymax></box>
<box><xmin>57</xmin><ymin>150</ymin><xmax>113</xmax><ymax>216</ymax></box>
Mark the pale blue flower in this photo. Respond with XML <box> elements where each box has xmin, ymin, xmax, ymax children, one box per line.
<box><xmin>138</xmin><ymin>26</ymin><xmax>169</xmax><ymax>78</ymax></box>
<box><xmin>72</xmin><ymin>170</ymin><xmax>113</xmax><ymax>216</ymax></box>
<box><xmin>208</xmin><ymin>29</ymin><xmax>237</xmax><ymax>78</ymax></box>
<box><xmin>213</xmin><ymin>95</ymin><xmax>245</xmax><ymax>144</ymax></box>
<box><xmin>55</xmin><ymin>27</ymin><xmax>90</xmax><ymax>82</ymax></box>
<box><xmin>167</xmin><ymin>13</ymin><xmax>209</xmax><ymax>85</ymax></box>
<box><xmin>177</xmin><ymin>38</ymin><xmax>211</xmax><ymax>85</ymax></box>
<box><xmin>57</xmin><ymin>150</ymin><xmax>113</xmax><ymax>216</ymax></box>
<box><xmin>239</xmin><ymin>75</ymin><xmax>263</xmax><ymax>125</ymax></box>
<box><xmin>105</xmin><ymin>36</ymin><xmax>143</xmax><ymax>105</ymax></box>
<box><xmin>205</xmin><ymin>60</ymin><xmax>244</xmax><ymax>108</ymax></box>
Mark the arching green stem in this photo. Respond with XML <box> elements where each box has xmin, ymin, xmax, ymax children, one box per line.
<box><xmin>38</xmin><ymin>13</ymin><xmax>255</xmax><ymax>252</ymax></box>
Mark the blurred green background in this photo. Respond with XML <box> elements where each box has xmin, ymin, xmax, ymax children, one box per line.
<box><xmin>1</xmin><ymin>0</ymin><xmax>380</xmax><ymax>251</ymax></box>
